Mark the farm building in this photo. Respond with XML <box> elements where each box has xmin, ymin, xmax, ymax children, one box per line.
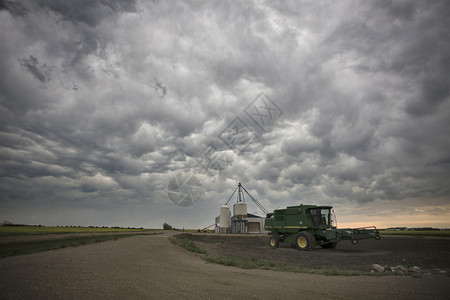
<box><xmin>214</xmin><ymin>204</ymin><xmax>266</xmax><ymax>234</ymax></box>
<box><xmin>214</xmin><ymin>183</ymin><xmax>267</xmax><ymax>234</ymax></box>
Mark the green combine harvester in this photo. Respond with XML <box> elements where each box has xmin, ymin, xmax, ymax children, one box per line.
<box><xmin>264</xmin><ymin>204</ymin><xmax>381</xmax><ymax>250</ymax></box>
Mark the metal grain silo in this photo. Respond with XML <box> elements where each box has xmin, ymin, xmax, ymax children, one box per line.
<box><xmin>233</xmin><ymin>202</ymin><xmax>247</xmax><ymax>219</ymax></box>
<box><xmin>219</xmin><ymin>205</ymin><xmax>230</xmax><ymax>233</ymax></box>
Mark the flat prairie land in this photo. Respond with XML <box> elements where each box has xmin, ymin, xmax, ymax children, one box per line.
<box><xmin>0</xmin><ymin>225</ymin><xmax>156</xmax><ymax>237</ymax></box>
<box><xmin>0</xmin><ymin>226</ymin><xmax>163</xmax><ymax>258</ymax></box>
<box><xmin>1</xmin><ymin>233</ymin><xmax>449</xmax><ymax>299</ymax></box>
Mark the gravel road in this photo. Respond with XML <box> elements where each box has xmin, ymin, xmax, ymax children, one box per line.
<box><xmin>1</xmin><ymin>234</ymin><xmax>449</xmax><ymax>299</ymax></box>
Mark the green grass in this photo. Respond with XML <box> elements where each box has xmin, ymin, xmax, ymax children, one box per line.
<box><xmin>0</xmin><ymin>226</ymin><xmax>157</xmax><ymax>237</ymax></box>
<box><xmin>169</xmin><ymin>236</ymin><xmax>207</xmax><ymax>254</ymax></box>
<box><xmin>203</xmin><ymin>255</ymin><xmax>363</xmax><ymax>276</ymax></box>
<box><xmin>379</xmin><ymin>230</ymin><xmax>450</xmax><ymax>237</ymax></box>
<box><xmin>0</xmin><ymin>232</ymin><xmax>159</xmax><ymax>258</ymax></box>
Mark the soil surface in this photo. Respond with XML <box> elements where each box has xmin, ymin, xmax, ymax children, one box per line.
<box><xmin>0</xmin><ymin>233</ymin><xmax>449</xmax><ymax>299</ymax></box>
<box><xmin>179</xmin><ymin>233</ymin><xmax>450</xmax><ymax>274</ymax></box>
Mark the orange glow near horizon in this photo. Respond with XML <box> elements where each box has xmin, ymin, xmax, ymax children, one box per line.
<box><xmin>337</xmin><ymin>214</ymin><xmax>450</xmax><ymax>229</ymax></box>
<box><xmin>330</xmin><ymin>198</ymin><xmax>450</xmax><ymax>229</ymax></box>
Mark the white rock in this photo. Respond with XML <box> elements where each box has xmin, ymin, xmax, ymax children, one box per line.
<box><xmin>412</xmin><ymin>266</ymin><xmax>421</xmax><ymax>273</ymax></box>
<box><xmin>390</xmin><ymin>265</ymin><xmax>408</xmax><ymax>275</ymax></box>
<box><xmin>372</xmin><ymin>264</ymin><xmax>385</xmax><ymax>273</ymax></box>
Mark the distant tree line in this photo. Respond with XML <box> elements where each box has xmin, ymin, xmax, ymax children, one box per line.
<box><xmin>1</xmin><ymin>223</ymin><xmax>41</xmax><ymax>227</ymax></box>
<box><xmin>163</xmin><ymin>222</ymin><xmax>173</xmax><ymax>230</ymax></box>
<box><xmin>0</xmin><ymin>221</ymin><xmax>144</xmax><ymax>229</ymax></box>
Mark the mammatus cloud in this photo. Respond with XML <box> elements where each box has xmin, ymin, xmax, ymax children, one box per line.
<box><xmin>0</xmin><ymin>0</ymin><xmax>449</xmax><ymax>228</ymax></box>
<box><xmin>18</xmin><ymin>56</ymin><xmax>53</xmax><ymax>83</ymax></box>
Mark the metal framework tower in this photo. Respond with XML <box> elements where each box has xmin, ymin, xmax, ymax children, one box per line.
<box><xmin>225</xmin><ymin>182</ymin><xmax>268</xmax><ymax>215</ymax></box>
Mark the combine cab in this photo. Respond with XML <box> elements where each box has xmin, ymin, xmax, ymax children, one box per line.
<box><xmin>264</xmin><ymin>204</ymin><xmax>380</xmax><ymax>250</ymax></box>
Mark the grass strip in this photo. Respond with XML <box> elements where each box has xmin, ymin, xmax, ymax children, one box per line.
<box><xmin>0</xmin><ymin>233</ymin><xmax>157</xmax><ymax>258</ymax></box>
<box><xmin>169</xmin><ymin>236</ymin><xmax>207</xmax><ymax>254</ymax></box>
<box><xmin>202</xmin><ymin>255</ymin><xmax>363</xmax><ymax>276</ymax></box>
<box><xmin>0</xmin><ymin>226</ymin><xmax>158</xmax><ymax>237</ymax></box>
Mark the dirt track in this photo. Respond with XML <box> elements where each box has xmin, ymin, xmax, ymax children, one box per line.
<box><xmin>0</xmin><ymin>234</ymin><xmax>449</xmax><ymax>299</ymax></box>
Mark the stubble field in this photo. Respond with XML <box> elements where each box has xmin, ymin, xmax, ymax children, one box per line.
<box><xmin>176</xmin><ymin>233</ymin><xmax>450</xmax><ymax>275</ymax></box>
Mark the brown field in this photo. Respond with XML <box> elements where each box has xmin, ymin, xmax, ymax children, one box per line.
<box><xmin>180</xmin><ymin>233</ymin><xmax>450</xmax><ymax>274</ymax></box>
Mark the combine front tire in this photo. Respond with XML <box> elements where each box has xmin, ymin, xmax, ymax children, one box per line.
<box><xmin>375</xmin><ymin>235</ymin><xmax>381</xmax><ymax>240</ymax></box>
<box><xmin>294</xmin><ymin>231</ymin><xmax>315</xmax><ymax>251</ymax></box>
<box><xmin>268</xmin><ymin>235</ymin><xmax>280</xmax><ymax>248</ymax></box>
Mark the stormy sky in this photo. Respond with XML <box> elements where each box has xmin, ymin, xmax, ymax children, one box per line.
<box><xmin>1</xmin><ymin>0</ymin><xmax>449</xmax><ymax>229</ymax></box>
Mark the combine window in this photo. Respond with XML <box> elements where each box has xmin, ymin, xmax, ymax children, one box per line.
<box><xmin>309</xmin><ymin>208</ymin><xmax>331</xmax><ymax>226</ymax></box>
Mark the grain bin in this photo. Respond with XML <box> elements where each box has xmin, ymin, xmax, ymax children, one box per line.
<box><xmin>234</xmin><ymin>202</ymin><xmax>247</xmax><ymax>219</ymax></box>
<box><xmin>219</xmin><ymin>205</ymin><xmax>230</xmax><ymax>230</ymax></box>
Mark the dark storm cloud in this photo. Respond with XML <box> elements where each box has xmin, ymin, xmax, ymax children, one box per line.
<box><xmin>0</xmin><ymin>0</ymin><xmax>449</xmax><ymax>228</ymax></box>
<box><xmin>18</xmin><ymin>55</ymin><xmax>52</xmax><ymax>83</ymax></box>
<box><xmin>36</xmin><ymin>0</ymin><xmax>137</xmax><ymax>27</ymax></box>
<box><xmin>323</xmin><ymin>0</ymin><xmax>450</xmax><ymax>118</ymax></box>
<box><xmin>0</xmin><ymin>0</ymin><xmax>27</xmax><ymax>16</ymax></box>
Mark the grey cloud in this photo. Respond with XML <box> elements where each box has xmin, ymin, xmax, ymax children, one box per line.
<box><xmin>18</xmin><ymin>56</ymin><xmax>52</xmax><ymax>83</ymax></box>
<box><xmin>406</xmin><ymin>77</ymin><xmax>450</xmax><ymax>116</ymax></box>
<box><xmin>373</xmin><ymin>0</ymin><xmax>417</xmax><ymax>21</ymax></box>
<box><xmin>70</xmin><ymin>34</ymin><xmax>102</xmax><ymax>66</ymax></box>
<box><xmin>322</xmin><ymin>1</ymin><xmax>450</xmax><ymax>119</ymax></box>
<box><xmin>0</xmin><ymin>0</ymin><xmax>27</xmax><ymax>16</ymax></box>
<box><xmin>36</xmin><ymin>0</ymin><xmax>137</xmax><ymax>27</ymax></box>
<box><xmin>1</xmin><ymin>0</ymin><xmax>449</xmax><ymax>228</ymax></box>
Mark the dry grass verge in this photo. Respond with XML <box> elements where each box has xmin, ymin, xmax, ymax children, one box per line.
<box><xmin>0</xmin><ymin>233</ymin><xmax>160</xmax><ymax>258</ymax></box>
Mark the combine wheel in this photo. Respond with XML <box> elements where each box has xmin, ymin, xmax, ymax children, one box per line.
<box><xmin>294</xmin><ymin>231</ymin><xmax>315</xmax><ymax>251</ymax></box>
<box><xmin>321</xmin><ymin>242</ymin><xmax>337</xmax><ymax>249</ymax></box>
<box><xmin>268</xmin><ymin>235</ymin><xmax>280</xmax><ymax>248</ymax></box>
<box><xmin>352</xmin><ymin>239</ymin><xmax>358</xmax><ymax>244</ymax></box>
<box><xmin>375</xmin><ymin>235</ymin><xmax>381</xmax><ymax>240</ymax></box>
